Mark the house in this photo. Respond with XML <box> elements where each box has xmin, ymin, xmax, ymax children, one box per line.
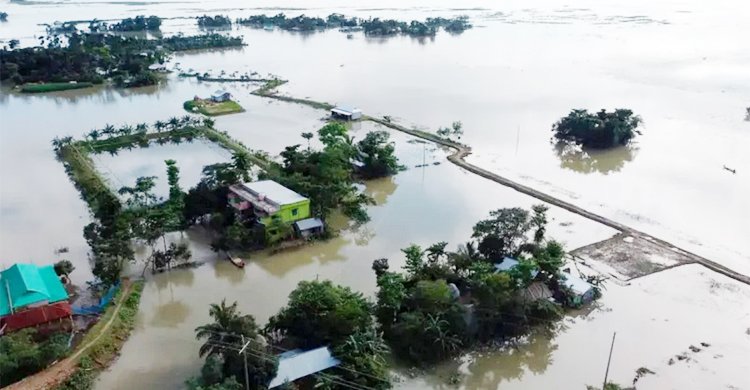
<box><xmin>211</xmin><ymin>90</ymin><xmax>232</xmax><ymax>102</ymax></box>
<box><xmin>0</xmin><ymin>263</ymin><xmax>72</xmax><ymax>333</ymax></box>
<box><xmin>228</xmin><ymin>180</ymin><xmax>315</xmax><ymax>240</ymax></box>
<box><xmin>331</xmin><ymin>105</ymin><xmax>362</xmax><ymax>120</ymax></box>
<box><xmin>268</xmin><ymin>346</ymin><xmax>341</xmax><ymax>389</ymax></box>
<box><xmin>561</xmin><ymin>272</ymin><xmax>597</xmax><ymax>307</ymax></box>
<box><xmin>493</xmin><ymin>257</ymin><xmax>540</xmax><ymax>279</ymax></box>
<box><xmin>148</xmin><ymin>63</ymin><xmax>167</xmax><ymax>72</ymax></box>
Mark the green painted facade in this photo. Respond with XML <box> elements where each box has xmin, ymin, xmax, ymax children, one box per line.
<box><xmin>261</xmin><ymin>199</ymin><xmax>311</xmax><ymax>241</ymax></box>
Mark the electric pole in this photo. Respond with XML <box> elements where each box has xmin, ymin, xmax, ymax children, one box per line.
<box><xmin>602</xmin><ymin>332</ymin><xmax>617</xmax><ymax>390</ymax></box>
<box><xmin>240</xmin><ymin>335</ymin><xmax>251</xmax><ymax>390</ymax></box>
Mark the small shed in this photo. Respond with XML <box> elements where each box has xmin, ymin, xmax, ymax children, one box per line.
<box><xmin>268</xmin><ymin>346</ymin><xmax>341</xmax><ymax>388</ymax></box>
<box><xmin>211</xmin><ymin>90</ymin><xmax>231</xmax><ymax>102</ymax></box>
<box><xmin>331</xmin><ymin>105</ymin><xmax>362</xmax><ymax>120</ymax></box>
<box><xmin>294</xmin><ymin>217</ymin><xmax>325</xmax><ymax>238</ymax></box>
<box><xmin>561</xmin><ymin>273</ymin><xmax>596</xmax><ymax>306</ymax></box>
<box><xmin>0</xmin><ymin>263</ymin><xmax>71</xmax><ymax>332</ymax></box>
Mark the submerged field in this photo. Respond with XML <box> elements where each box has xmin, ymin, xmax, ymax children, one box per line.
<box><xmin>1</xmin><ymin>0</ymin><xmax>749</xmax><ymax>389</ymax></box>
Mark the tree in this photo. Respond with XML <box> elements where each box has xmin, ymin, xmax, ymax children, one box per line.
<box><xmin>374</xmin><ymin>271</ymin><xmax>406</xmax><ymax>332</ymax></box>
<box><xmin>118</xmin><ymin>176</ymin><xmax>159</xmax><ymax>208</ymax></box>
<box><xmin>472</xmin><ymin>207</ymin><xmax>532</xmax><ymax>260</ymax></box>
<box><xmin>165</xmin><ymin>159</ymin><xmax>186</xmax><ymax>229</ymax></box>
<box><xmin>266</xmin><ymin>280</ymin><xmax>373</xmax><ymax>349</ymax></box>
<box><xmin>194</xmin><ymin>300</ymin><xmax>277</xmax><ymax>389</ymax></box>
<box><xmin>356</xmin><ymin>131</ymin><xmax>400</xmax><ymax>179</ymax></box>
<box><xmin>552</xmin><ymin>109</ymin><xmax>642</xmax><ymax>148</ymax></box>
<box><xmin>54</xmin><ymin>260</ymin><xmax>75</xmax><ymax>277</ymax></box>
<box><xmin>301</xmin><ymin>132</ymin><xmax>313</xmax><ymax>150</ymax></box>
<box><xmin>332</xmin><ymin>327</ymin><xmax>391</xmax><ymax>389</ymax></box>
<box><xmin>0</xmin><ymin>329</ymin><xmax>69</xmax><ymax>387</ymax></box>
<box><xmin>231</xmin><ymin>152</ymin><xmax>252</xmax><ymax>183</ymax></box>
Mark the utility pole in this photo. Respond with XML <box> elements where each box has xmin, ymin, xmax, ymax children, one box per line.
<box><xmin>240</xmin><ymin>335</ymin><xmax>251</xmax><ymax>390</ymax></box>
<box><xmin>602</xmin><ymin>332</ymin><xmax>617</xmax><ymax>390</ymax></box>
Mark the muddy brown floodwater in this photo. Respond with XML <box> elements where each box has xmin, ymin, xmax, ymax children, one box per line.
<box><xmin>1</xmin><ymin>0</ymin><xmax>749</xmax><ymax>389</ymax></box>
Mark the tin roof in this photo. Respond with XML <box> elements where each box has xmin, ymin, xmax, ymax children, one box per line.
<box><xmin>1</xmin><ymin>263</ymin><xmax>69</xmax><ymax>316</ymax></box>
<box><xmin>331</xmin><ymin>105</ymin><xmax>361</xmax><ymax>115</ymax></box>
<box><xmin>268</xmin><ymin>346</ymin><xmax>341</xmax><ymax>388</ymax></box>
<box><xmin>562</xmin><ymin>273</ymin><xmax>594</xmax><ymax>295</ymax></box>
<box><xmin>493</xmin><ymin>257</ymin><xmax>540</xmax><ymax>279</ymax></box>
<box><xmin>242</xmin><ymin>180</ymin><xmax>307</xmax><ymax>206</ymax></box>
<box><xmin>294</xmin><ymin>218</ymin><xmax>324</xmax><ymax>231</ymax></box>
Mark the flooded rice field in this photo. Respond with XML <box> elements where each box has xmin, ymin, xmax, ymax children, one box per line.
<box><xmin>1</xmin><ymin>0</ymin><xmax>749</xmax><ymax>389</ymax></box>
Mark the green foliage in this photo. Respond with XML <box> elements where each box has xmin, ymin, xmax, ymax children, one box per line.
<box><xmin>108</xmin><ymin>15</ymin><xmax>162</xmax><ymax>31</ymax></box>
<box><xmin>0</xmin><ymin>329</ymin><xmax>70</xmax><ymax>387</ymax></box>
<box><xmin>356</xmin><ymin>131</ymin><xmax>401</xmax><ymax>179</ymax></box>
<box><xmin>194</xmin><ymin>300</ymin><xmax>277</xmax><ymax>389</ymax></box>
<box><xmin>332</xmin><ymin>327</ymin><xmax>392</xmax><ymax>389</ymax></box>
<box><xmin>1</xmin><ymin>32</ymin><xmax>243</xmax><ymax>87</ymax></box>
<box><xmin>267</xmin><ymin>280</ymin><xmax>373</xmax><ymax>349</ymax></box>
<box><xmin>553</xmin><ymin>109</ymin><xmax>642</xmax><ymax>148</ymax></box>
<box><xmin>198</xmin><ymin>15</ymin><xmax>232</xmax><ymax>28</ymax></box>
<box><xmin>20</xmin><ymin>82</ymin><xmax>94</xmax><ymax>93</ymax></box>
<box><xmin>267</xmin><ymin>123</ymin><xmax>379</xmax><ymax>223</ymax></box>
<box><xmin>54</xmin><ymin>259</ymin><xmax>75</xmax><ymax>276</ymax></box>
<box><xmin>472</xmin><ymin>207</ymin><xmax>539</xmax><ymax>260</ymax></box>
<box><xmin>374</xmin><ymin>271</ymin><xmax>407</xmax><ymax>329</ymax></box>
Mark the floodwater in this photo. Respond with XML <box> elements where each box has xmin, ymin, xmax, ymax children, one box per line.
<box><xmin>1</xmin><ymin>0</ymin><xmax>749</xmax><ymax>389</ymax></box>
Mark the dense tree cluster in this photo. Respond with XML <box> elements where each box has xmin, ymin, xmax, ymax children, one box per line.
<box><xmin>374</xmin><ymin>205</ymin><xmax>587</xmax><ymax>363</ymax></box>
<box><xmin>197</xmin><ymin>15</ymin><xmax>232</xmax><ymax>28</ymax></box>
<box><xmin>267</xmin><ymin>280</ymin><xmax>391</xmax><ymax>389</ymax></box>
<box><xmin>0</xmin><ymin>12</ymin><xmax>7</xmax><ymax>22</ymax></box>
<box><xmin>190</xmin><ymin>300</ymin><xmax>277</xmax><ymax>390</ymax></box>
<box><xmin>552</xmin><ymin>109</ymin><xmax>642</xmax><ymax>149</ymax></box>
<box><xmin>1</xmin><ymin>31</ymin><xmax>242</xmax><ymax>87</ymax></box>
<box><xmin>236</xmin><ymin>12</ymin><xmax>471</xmax><ymax>36</ymax></box>
<box><xmin>0</xmin><ymin>329</ymin><xmax>69</xmax><ymax>386</ymax></box>
<box><xmin>96</xmin><ymin>15</ymin><xmax>162</xmax><ymax>32</ymax></box>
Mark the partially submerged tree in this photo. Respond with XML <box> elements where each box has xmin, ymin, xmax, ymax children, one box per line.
<box><xmin>552</xmin><ymin>109</ymin><xmax>642</xmax><ymax>148</ymax></box>
<box><xmin>193</xmin><ymin>300</ymin><xmax>277</xmax><ymax>389</ymax></box>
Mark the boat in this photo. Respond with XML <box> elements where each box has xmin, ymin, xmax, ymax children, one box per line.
<box><xmin>226</xmin><ymin>252</ymin><xmax>246</xmax><ymax>268</ymax></box>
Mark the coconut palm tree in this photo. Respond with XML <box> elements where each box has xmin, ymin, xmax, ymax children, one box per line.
<box><xmin>167</xmin><ymin>116</ymin><xmax>180</xmax><ymax>130</ymax></box>
<box><xmin>87</xmin><ymin>129</ymin><xmax>100</xmax><ymax>141</ymax></box>
<box><xmin>154</xmin><ymin>120</ymin><xmax>166</xmax><ymax>131</ymax></box>
<box><xmin>195</xmin><ymin>300</ymin><xmax>260</xmax><ymax>358</ymax></box>
<box><xmin>301</xmin><ymin>132</ymin><xmax>313</xmax><ymax>150</ymax></box>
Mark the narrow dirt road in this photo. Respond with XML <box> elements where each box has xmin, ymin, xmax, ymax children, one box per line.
<box><xmin>253</xmin><ymin>84</ymin><xmax>750</xmax><ymax>285</ymax></box>
<box><xmin>3</xmin><ymin>281</ymin><xmax>134</xmax><ymax>390</ymax></box>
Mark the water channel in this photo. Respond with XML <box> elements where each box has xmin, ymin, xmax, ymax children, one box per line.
<box><xmin>0</xmin><ymin>1</ymin><xmax>748</xmax><ymax>389</ymax></box>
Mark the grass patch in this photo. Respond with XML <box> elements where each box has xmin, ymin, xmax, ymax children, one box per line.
<box><xmin>183</xmin><ymin>99</ymin><xmax>244</xmax><ymax>116</ymax></box>
<box><xmin>55</xmin><ymin>281</ymin><xmax>144</xmax><ymax>390</ymax></box>
<box><xmin>21</xmin><ymin>82</ymin><xmax>94</xmax><ymax>93</ymax></box>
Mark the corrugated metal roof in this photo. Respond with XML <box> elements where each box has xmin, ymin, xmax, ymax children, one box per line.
<box><xmin>294</xmin><ymin>218</ymin><xmax>324</xmax><ymax>231</ymax></box>
<box><xmin>332</xmin><ymin>105</ymin><xmax>360</xmax><ymax>115</ymax></box>
<box><xmin>493</xmin><ymin>257</ymin><xmax>540</xmax><ymax>279</ymax></box>
<box><xmin>268</xmin><ymin>346</ymin><xmax>341</xmax><ymax>388</ymax></box>
<box><xmin>1</xmin><ymin>264</ymin><xmax>69</xmax><ymax>316</ymax></box>
<box><xmin>241</xmin><ymin>180</ymin><xmax>307</xmax><ymax>206</ymax></box>
<box><xmin>562</xmin><ymin>273</ymin><xmax>594</xmax><ymax>295</ymax></box>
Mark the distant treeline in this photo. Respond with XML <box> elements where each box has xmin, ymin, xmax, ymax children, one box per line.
<box><xmin>1</xmin><ymin>32</ymin><xmax>243</xmax><ymax>88</ymax></box>
<box><xmin>235</xmin><ymin>13</ymin><xmax>472</xmax><ymax>36</ymax></box>
<box><xmin>197</xmin><ymin>14</ymin><xmax>232</xmax><ymax>28</ymax></box>
<box><xmin>90</xmin><ymin>15</ymin><xmax>162</xmax><ymax>32</ymax></box>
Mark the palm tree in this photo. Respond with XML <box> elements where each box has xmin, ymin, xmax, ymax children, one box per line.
<box><xmin>232</xmin><ymin>151</ymin><xmax>252</xmax><ymax>182</ymax></box>
<box><xmin>119</xmin><ymin>124</ymin><xmax>134</xmax><ymax>136</ymax></box>
<box><xmin>87</xmin><ymin>129</ymin><xmax>100</xmax><ymax>141</ymax></box>
<box><xmin>167</xmin><ymin>116</ymin><xmax>180</xmax><ymax>130</ymax></box>
<box><xmin>195</xmin><ymin>300</ymin><xmax>260</xmax><ymax>358</ymax></box>
<box><xmin>301</xmin><ymin>132</ymin><xmax>313</xmax><ymax>150</ymax></box>
<box><xmin>202</xmin><ymin>117</ymin><xmax>215</xmax><ymax>128</ymax></box>
<box><xmin>135</xmin><ymin>122</ymin><xmax>149</xmax><ymax>133</ymax></box>
<box><xmin>425</xmin><ymin>314</ymin><xmax>461</xmax><ymax>357</ymax></box>
<box><xmin>154</xmin><ymin>120</ymin><xmax>166</xmax><ymax>131</ymax></box>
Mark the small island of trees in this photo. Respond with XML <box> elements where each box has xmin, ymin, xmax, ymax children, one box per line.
<box><xmin>0</xmin><ymin>27</ymin><xmax>243</xmax><ymax>90</ymax></box>
<box><xmin>236</xmin><ymin>12</ymin><xmax>471</xmax><ymax>36</ymax></box>
<box><xmin>552</xmin><ymin>109</ymin><xmax>642</xmax><ymax>149</ymax></box>
<box><xmin>198</xmin><ymin>15</ymin><xmax>233</xmax><ymax>28</ymax></box>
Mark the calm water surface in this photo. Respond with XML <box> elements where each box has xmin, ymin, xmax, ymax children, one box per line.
<box><xmin>1</xmin><ymin>0</ymin><xmax>748</xmax><ymax>389</ymax></box>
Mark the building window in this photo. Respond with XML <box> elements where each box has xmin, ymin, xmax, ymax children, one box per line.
<box><xmin>292</xmin><ymin>208</ymin><xmax>298</xmax><ymax>216</ymax></box>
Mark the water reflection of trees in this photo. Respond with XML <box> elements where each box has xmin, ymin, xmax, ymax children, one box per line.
<box><xmin>364</xmin><ymin>175</ymin><xmax>397</xmax><ymax>205</ymax></box>
<box><xmin>416</xmin><ymin>328</ymin><xmax>561</xmax><ymax>389</ymax></box>
<box><xmin>554</xmin><ymin>142</ymin><xmax>637</xmax><ymax>175</ymax></box>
